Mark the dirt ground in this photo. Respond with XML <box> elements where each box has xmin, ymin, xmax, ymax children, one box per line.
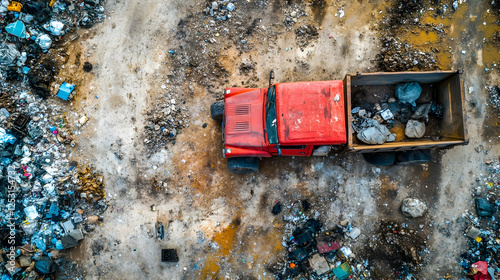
<box><xmin>51</xmin><ymin>0</ymin><xmax>500</xmax><ymax>279</ymax></box>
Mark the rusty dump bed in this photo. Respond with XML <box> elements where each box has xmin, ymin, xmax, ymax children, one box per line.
<box><xmin>344</xmin><ymin>71</ymin><xmax>468</xmax><ymax>153</ymax></box>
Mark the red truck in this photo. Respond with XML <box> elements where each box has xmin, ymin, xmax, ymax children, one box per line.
<box><xmin>211</xmin><ymin>71</ymin><xmax>468</xmax><ymax>173</ymax></box>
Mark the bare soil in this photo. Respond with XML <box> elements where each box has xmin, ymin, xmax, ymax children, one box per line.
<box><xmin>49</xmin><ymin>0</ymin><xmax>500</xmax><ymax>279</ymax></box>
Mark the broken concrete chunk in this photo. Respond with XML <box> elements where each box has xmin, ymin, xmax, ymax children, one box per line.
<box><xmin>401</xmin><ymin>198</ymin><xmax>427</xmax><ymax>218</ymax></box>
<box><xmin>88</xmin><ymin>215</ymin><xmax>99</xmax><ymax>224</ymax></box>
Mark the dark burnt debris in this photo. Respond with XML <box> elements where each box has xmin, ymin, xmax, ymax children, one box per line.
<box><xmin>0</xmin><ymin>0</ymin><xmax>107</xmax><ymax>278</ymax></box>
<box><xmin>269</xmin><ymin>201</ymin><xmax>372</xmax><ymax>279</ymax></box>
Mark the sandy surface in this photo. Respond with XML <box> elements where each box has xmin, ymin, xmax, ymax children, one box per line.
<box><xmin>52</xmin><ymin>0</ymin><xmax>500</xmax><ymax>279</ymax></box>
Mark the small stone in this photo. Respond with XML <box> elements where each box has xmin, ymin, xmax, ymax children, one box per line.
<box><xmin>88</xmin><ymin>215</ymin><xmax>99</xmax><ymax>224</ymax></box>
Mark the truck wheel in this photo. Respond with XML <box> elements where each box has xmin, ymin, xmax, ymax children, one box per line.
<box><xmin>210</xmin><ymin>101</ymin><xmax>224</xmax><ymax>121</ymax></box>
<box><xmin>362</xmin><ymin>152</ymin><xmax>396</xmax><ymax>166</ymax></box>
<box><xmin>395</xmin><ymin>150</ymin><xmax>431</xmax><ymax>166</ymax></box>
<box><xmin>227</xmin><ymin>157</ymin><xmax>259</xmax><ymax>174</ymax></box>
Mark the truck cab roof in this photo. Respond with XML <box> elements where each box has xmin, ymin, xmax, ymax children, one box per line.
<box><xmin>275</xmin><ymin>80</ymin><xmax>346</xmax><ymax>145</ymax></box>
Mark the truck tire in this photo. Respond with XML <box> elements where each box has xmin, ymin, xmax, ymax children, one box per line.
<box><xmin>210</xmin><ymin>101</ymin><xmax>224</xmax><ymax>121</ymax></box>
<box><xmin>395</xmin><ymin>150</ymin><xmax>430</xmax><ymax>166</ymax></box>
<box><xmin>227</xmin><ymin>157</ymin><xmax>259</xmax><ymax>174</ymax></box>
<box><xmin>362</xmin><ymin>152</ymin><xmax>396</xmax><ymax>166</ymax></box>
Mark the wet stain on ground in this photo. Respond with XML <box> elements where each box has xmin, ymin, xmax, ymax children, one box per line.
<box><xmin>200</xmin><ymin>220</ymin><xmax>241</xmax><ymax>278</ymax></box>
<box><xmin>309</xmin><ymin>0</ymin><xmax>327</xmax><ymax>25</ymax></box>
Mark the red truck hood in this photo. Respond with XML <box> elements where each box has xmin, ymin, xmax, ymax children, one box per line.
<box><xmin>224</xmin><ymin>89</ymin><xmax>266</xmax><ymax>149</ymax></box>
<box><xmin>276</xmin><ymin>81</ymin><xmax>346</xmax><ymax>145</ymax></box>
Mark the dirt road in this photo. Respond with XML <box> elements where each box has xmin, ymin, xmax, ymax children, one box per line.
<box><xmin>58</xmin><ymin>0</ymin><xmax>500</xmax><ymax>279</ymax></box>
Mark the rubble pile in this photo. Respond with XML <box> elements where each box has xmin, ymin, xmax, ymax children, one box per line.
<box><xmin>458</xmin><ymin>159</ymin><xmax>500</xmax><ymax>278</ymax></box>
<box><xmin>352</xmin><ymin>82</ymin><xmax>443</xmax><ymax>145</ymax></box>
<box><xmin>270</xmin><ymin>201</ymin><xmax>370</xmax><ymax>279</ymax></box>
<box><xmin>377</xmin><ymin>37</ymin><xmax>439</xmax><ymax>72</ymax></box>
<box><xmin>143</xmin><ymin>96</ymin><xmax>186</xmax><ymax>153</ymax></box>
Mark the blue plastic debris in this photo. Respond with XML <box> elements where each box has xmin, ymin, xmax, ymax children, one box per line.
<box><xmin>0</xmin><ymin>128</ymin><xmax>16</xmax><ymax>145</ymax></box>
<box><xmin>46</xmin><ymin>204</ymin><xmax>59</xmax><ymax>218</ymax></box>
<box><xmin>22</xmin><ymin>67</ymin><xmax>30</xmax><ymax>74</ymax></box>
<box><xmin>57</xmin><ymin>82</ymin><xmax>75</xmax><ymax>100</ymax></box>
<box><xmin>5</xmin><ymin>20</ymin><xmax>26</xmax><ymax>38</ymax></box>
<box><xmin>396</xmin><ymin>82</ymin><xmax>422</xmax><ymax>106</ymax></box>
<box><xmin>56</xmin><ymin>240</ymin><xmax>63</xmax><ymax>250</ymax></box>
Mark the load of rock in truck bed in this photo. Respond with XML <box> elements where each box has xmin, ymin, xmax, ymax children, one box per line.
<box><xmin>351</xmin><ymin>82</ymin><xmax>443</xmax><ymax>145</ymax></box>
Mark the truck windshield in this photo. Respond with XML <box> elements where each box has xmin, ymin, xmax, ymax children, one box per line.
<box><xmin>265</xmin><ymin>86</ymin><xmax>278</xmax><ymax>144</ymax></box>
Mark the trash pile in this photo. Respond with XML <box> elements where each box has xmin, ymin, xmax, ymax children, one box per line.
<box><xmin>271</xmin><ymin>201</ymin><xmax>370</xmax><ymax>279</ymax></box>
<box><xmin>375</xmin><ymin>0</ymin><xmax>444</xmax><ymax>72</ymax></box>
<box><xmin>0</xmin><ymin>90</ymin><xmax>107</xmax><ymax>278</ymax></box>
<box><xmin>143</xmin><ymin>96</ymin><xmax>186</xmax><ymax>154</ymax></box>
<box><xmin>377</xmin><ymin>37</ymin><xmax>438</xmax><ymax>72</ymax></box>
<box><xmin>0</xmin><ymin>89</ymin><xmax>107</xmax><ymax>275</ymax></box>
<box><xmin>283</xmin><ymin>4</ymin><xmax>306</xmax><ymax>28</ymax></box>
<box><xmin>352</xmin><ymin>82</ymin><xmax>443</xmax><ymax>145</ymax></box>
<box><xmin>488</xmin><ymin>86</ymin><xmax>500</xmax><ymax>118</ymax></box>
<box><xmin>204</xmin><ymin>1</ymin><xmax>236</xmax><ymax>22</ymax></box>
<box><xmin>0</xmin><ymin>0</ymin><xmax>105</xmax><ymax>98</ymax></box>
<box><xmin>0</xmin><ymin>0</ymin><xmax>108</xmax><ymax>277</ymax></box>
<box><xmin>458</xmin><ymin>159</ymin><xmax>500</xmax><ymax>279</ymax></box>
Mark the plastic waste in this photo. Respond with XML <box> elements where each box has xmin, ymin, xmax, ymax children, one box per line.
<box><xmin>0</xmin><ymin>42</ymin><xmax>20</xmax><ymax>66</ymax></box>
<box><xmin>357</xmin><ymin>119</ymin><xmax>396</xmax><ymax>144</ymax></box>
<box><xmin>31</xmin><ymin>234</ymin><xmax>47</xmax><ymax>251</ymax></box>
<box><xmin>5</xmin><ymin>20</ymin><xmax>26</xmax><ymax>38</ymax></box>
<box><xmin>16</xmin><ymin>51</ymin><xmax>27</xmax><ymax>67</ymax></box>
<box><xmin>405</xmin><ymin>120</ymin><xmax>425</xmax><ymax>138</ymax></box>
<box><xmin>0</xmin><ymin>128</ymin><xmax>17</xmax><ymax>146</ymax></box>
<box><xmin>57</xmin><ymin>82</ymin><xmax>75</xmax><ymax>100</ymax></box>
<box><xmin>0</xmin><ymin>108</ymin><xmax>10</xmax><ymax>122</ymax></box>
<box><xmin>272</xmin><ymin>201</ymin><xmax>282</xmax><ymax>215</ymax></box>
<box><xmin>396</xmin><ymin>82</ymin><xmax>422</xmax><ymax>106</ymax></box>
<box><xmin>475</xmin><ymin>198</ymin><xmax>497</xmax><ymax>217</ymax></box>
<box><xmin>24</xmin><ymin>205</ymin><xmax>39</xmax><ymax>220</ymax></box>
<box><xmin>45</xmin><ymin>20</ymin><xmax>65</xmax><ymax>36</ymax></box>
<box><xmin>34</xmin><ymin>258</ymin><xmax>56</xmax><ymax>275</ymax></box>
<box><xmin>36</xmin><ymin>34</ymin><xmax>52</xmax><ymax>52</ymax></box>
<box><xmin>226</xmin><ymin>3</ymin><xmax>235</xmax><ymax>11</ymax></box>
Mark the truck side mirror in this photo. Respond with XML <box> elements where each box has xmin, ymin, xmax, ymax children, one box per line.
<box><xmin>269</xmin><ymin>70</ymin><xmax>275</xmax><ymax>87</ymax></box>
